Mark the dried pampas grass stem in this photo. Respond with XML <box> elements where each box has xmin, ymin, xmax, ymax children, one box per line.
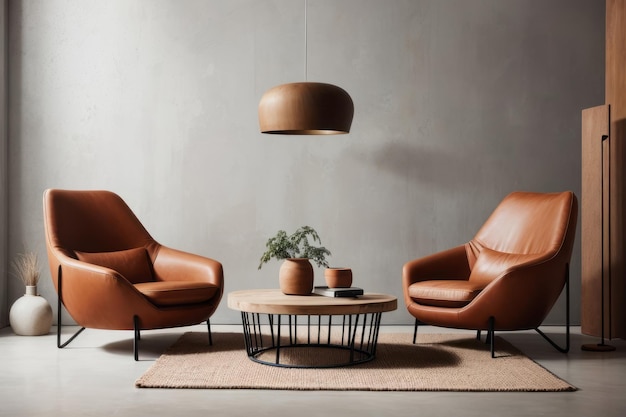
<box><xmin>12</xmin><ymin>252</ymin><xmax>41</xmax><ymax>287</ymax></box>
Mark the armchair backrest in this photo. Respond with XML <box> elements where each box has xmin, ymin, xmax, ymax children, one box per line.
<box><xmin>469</xmin><ymin>191</ymin><xmax>578</xmax><ymax>260</ymax></box>
<box><xmin>43</xmin><ymin>189</ymin><xmax>159</xmax><ymax>258</ymax></box>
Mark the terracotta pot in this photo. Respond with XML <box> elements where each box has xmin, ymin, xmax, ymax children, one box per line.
<box><xmin>324</xmin><ymin>267</ymin><xmax>353</xmax><ymax>288</ymax></box>
<box><xmin>279</xmin><ymin>258</ymin><xmax>314</xmax><ymax>295</ymax></box>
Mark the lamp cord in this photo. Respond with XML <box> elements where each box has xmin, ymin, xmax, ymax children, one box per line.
<box><xmin>304</xmin><ymin>0</ymin><xmax>308</xmax><ymax>81</ymax></box>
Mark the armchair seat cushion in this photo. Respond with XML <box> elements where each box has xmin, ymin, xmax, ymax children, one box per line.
<box><xmin>408</xmin><ymin>280</ymin><xmax>485</xmax><ymax>308</ymax></box>
<box><xmin>134</xmin><ymin>281</ymin><xmax>219</xmax><ymax>307</ymax></box>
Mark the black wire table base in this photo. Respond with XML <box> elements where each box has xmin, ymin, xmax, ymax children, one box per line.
<box><xmin>239</xmin><ymin>311</ymin><xmax>384</xmax><ymax>368</ymax></box>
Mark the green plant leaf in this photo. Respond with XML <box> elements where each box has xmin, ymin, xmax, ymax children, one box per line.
<box><xmin>258</xmin><ymin>226</ymin><xmax>331</xmax><ymax>269</ymax></box>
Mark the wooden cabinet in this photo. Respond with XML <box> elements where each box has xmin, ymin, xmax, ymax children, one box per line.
<box><xmin>581</xmin><ymin>0</ymin><xmax>626</xmax><ymax>339</ymax></box>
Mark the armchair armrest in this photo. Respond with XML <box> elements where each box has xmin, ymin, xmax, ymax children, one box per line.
<box><xmin>152</xmin><ymin>245</ymin><xmax>224</xmax><ymax>290</ymax></box>
<box><xmin>53</xmin><ymin>254</ymin><xmax>155</xmax><ymax>328</ymax></box>
<box><xmin>403</xmin><ymin>245</ymin><xmax>471</xmax><ymax>284</ymax></box>
<box><xmin>402</xmin><ymin>245</ymin><xmax>471</xmax><ymax>307</ymax></box>
<box><xmin>463</xmin><ymin>252</ymin><xmax>567</xmax><ymax>329</ymax></box>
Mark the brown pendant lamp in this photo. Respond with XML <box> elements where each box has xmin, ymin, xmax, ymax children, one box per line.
<box><xmin>258</xmin><ymin>1</ymin><xmax>354</xmax><ymax>135</ymax></box>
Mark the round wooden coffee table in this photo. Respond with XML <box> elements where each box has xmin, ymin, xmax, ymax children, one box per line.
<box><xmin>227</xmin><ymin>289</ymin><xmax>397</xmax><ymax>368</ymax></box>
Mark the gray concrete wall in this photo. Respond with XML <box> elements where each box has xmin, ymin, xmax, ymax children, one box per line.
<box><xmin>5</xmin><ymin>0</ymin><xmax>605</xmax><ymax>325</ymax></box>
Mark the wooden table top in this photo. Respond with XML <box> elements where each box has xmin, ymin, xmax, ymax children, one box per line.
<box><xmin>227</xmin><ymin>288</ymin><xmax>397</xmax><ymax>315</ymax></box>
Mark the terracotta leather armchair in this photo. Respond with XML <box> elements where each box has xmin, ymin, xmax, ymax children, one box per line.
<box><xmin>43</xmin><ymin>189</ymin><xmax>224</xmax><ymax>360</ymax></box>
<box><xmin>402</xmin><ymin>191</ymin><xmax>577</xmax><ymax>357</ymax></box>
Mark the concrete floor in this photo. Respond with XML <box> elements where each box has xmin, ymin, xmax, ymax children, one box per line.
<box><xmin>0</xmin><ymin>324</ymin><xmax>625</xmax><ymax>417</ymax></box>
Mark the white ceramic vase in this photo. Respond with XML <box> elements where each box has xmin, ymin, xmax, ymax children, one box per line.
<box><xmin>9</xmin><ymin>285</ymin><xmax>53</xmax><ymax>336</ymax></box>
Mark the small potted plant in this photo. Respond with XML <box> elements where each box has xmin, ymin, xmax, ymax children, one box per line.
<box><xmin>259</xmin><ymin>226</ymin><xmax>331</xmax><ymax>295</ymax></box>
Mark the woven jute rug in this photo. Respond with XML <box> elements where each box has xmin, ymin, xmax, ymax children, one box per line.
<box><xmin>135</xmin><ymin>332</ymin><xmax>575</xmax><ymax>391</ymax></box>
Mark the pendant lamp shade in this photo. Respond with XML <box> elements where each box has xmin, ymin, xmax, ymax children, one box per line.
<box><xmin>258</xmin><ymin>82</ymin><xmax>354</xmax><ymax>135</ymax></box>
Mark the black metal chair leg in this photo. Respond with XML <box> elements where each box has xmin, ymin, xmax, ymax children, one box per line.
<box><xmin>413</xmin><ymin>318</ymin><xmax>419</xmax><ymax>344</ymax></box>
<box><xmin>476</xmin><ymin>330</ymin><xmax>481</xmax><ymax>340</ymax></box>
<box><xmin>488</xmin><ymin>316</ymin><xmax>495</xmax><ymax>358</ymax></box>
<box><xmin>57</xmin><ymin>300</ymin><xmax>85</xmax><ymax>349</ymax></box>
<box><xmin>57</xmin><ymin>326</ymin><xmax>86</xmax><ymax>348</ymax></box>
<box><xmin>207</xmin><ymin>319</ymin><xmax>213</xmax><ymax>345</ymax></box>
<box><xmin>56</xmin><ymin>265</ymin><xmax>86</xmax><ymax>348</ymax></box>
<box><xmin>536</xmin><ymin>327</ymin><xmax>570</xmax><ymax>353</ymax></box>
<box><xmin>133</xmin><ymin>315</ymin><xmax>140</xmax><ymax>361</ymax></box>
<box><xmin>535</xmin><ymin>267</ymin><xmax>570</xmax><ymax>353</ymax></box>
